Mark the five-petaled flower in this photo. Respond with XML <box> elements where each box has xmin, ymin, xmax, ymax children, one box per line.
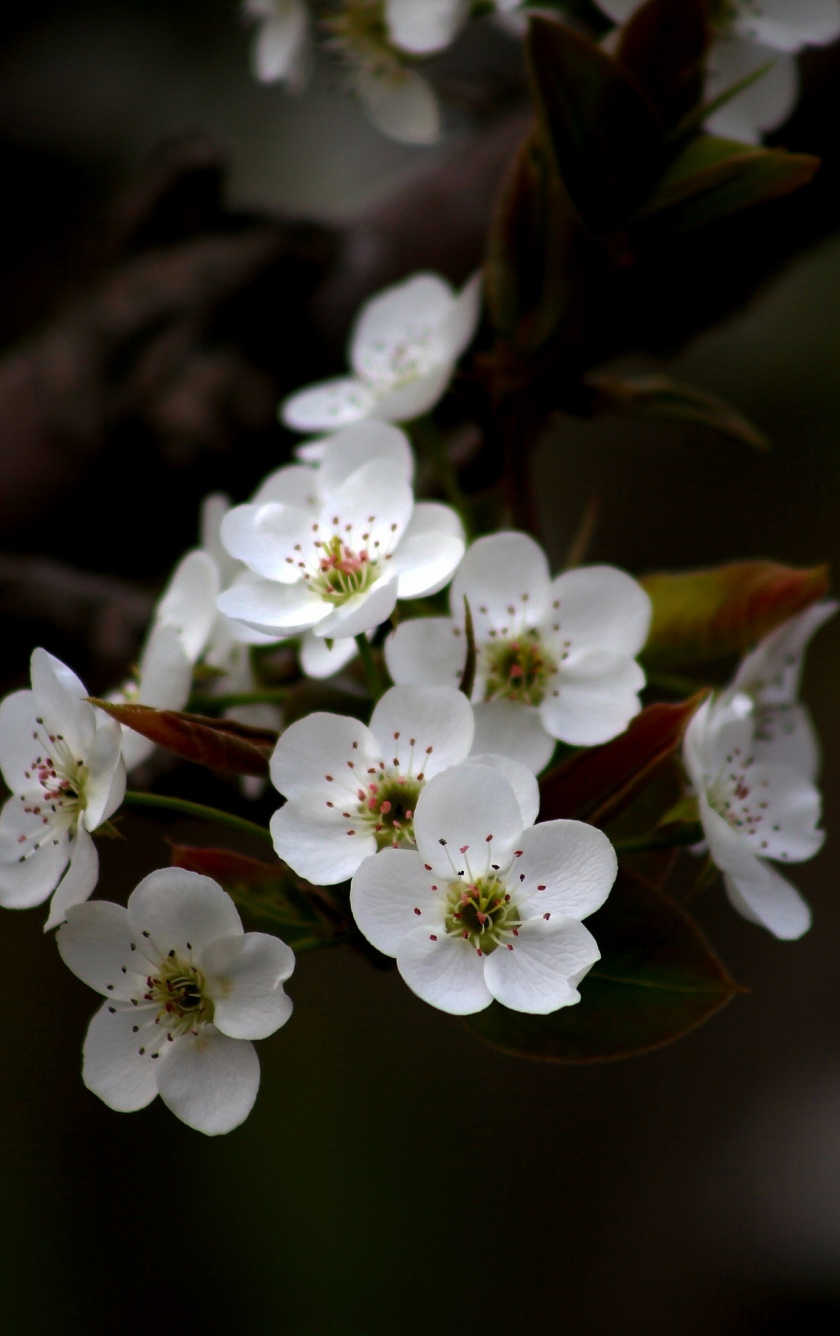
<box><xmin>281</xmin><ymin>270</ymin><xmax>481</xmax><ymax>433</ymax></box>
<box><xmin>351</xmin><ymin>762</ymin><xmax>617</xmax><ymax>1015</ymax></box>
<box><xmin>270</xmin><ymin>684</ymin><xmax>539</xmax><ymax>884</ymax></box>
<box><xmin>385</xmin><ymin>530</ymin><xmax>652</xmax><ymax>773</ymax></box>
<box><xmin>683</xmin><ymin>691</ymin><xmax>825</xmax><ymax>940</ymax></box>
<box><xmin>57</xmin><ymin>868</ymin><xmax>295</xmax><ymax>1135</ymax></box>
<box><xmin>0</xmin><ymin>649</ymin><xmax>126</xmax><ymax>931</ymax></box>
<box><xmin>217</xmin><ymin>421</ymin><xmax>465</xmax><ymax>647</ymax></box>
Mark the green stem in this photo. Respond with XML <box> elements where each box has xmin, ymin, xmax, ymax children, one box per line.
<box><xmin>355</xmin><ymin>634</ymin><xmax>385</xmax><ymax>700</ymax></box>
<box><xmin>123</xmin><ymin>790</ymin><xmax>273</xmax><ymax>844</ymax></box>
<box><xmin>645</xmin><ymin>671</ymin><xmax>708</xmax><ymax>696</ymax></box>
<box><xmin>189</xmin><ymin>688</ymin><xmax>289</xmax><ymax>712</ymax></box>
<box><xmin>614</xmin><ymin>823</ymin><xmax>705</xmax><ymax>854</ymax></box>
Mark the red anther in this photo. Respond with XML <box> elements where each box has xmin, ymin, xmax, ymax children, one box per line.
<box><xmin>512</xmin><ymin>928</ymin><xmax>519</xmax><ymax>936</ymax></box>
<box><xmin>543</xmin><ymin>913</ymin><xmax>551</xmax><ymax>920</ymax></box>
<box><xmin>424</xmin><ymin>864</ymin><xmax>432</xmax><ymax>870</ymax></box>
<box><xmin>462</xmin><ymin>931</ymin><xmax>469</xmax><ymax>939</ymax></box>
<box><xmin>514</xmin><ymin>850</ymin><xmax>523</xmax><ymax>857</ymax></box>
<box><xmin>485</xmin><ymin>834</ymin><xmax>493</xmax><ymax>842</ymax></box>
<box><xmin>507</xmin><ymin>944</ymin><xmax>514</xmax><ymax>951</ymax></box>
<box><xmin>346</xmin><ymin>829</ymin><xmax>356</xmax><ymax>835</ymax></box>
<box><xmin>405</xmin><ymin>809</ymin><xmax>413</xmax><ymax>819</ymax></box>
<box><xmin>477</xmin><ymin>912</ymin><xmax>487</xmax><ymax>925</ymax></box>
<box><xmin>459</xmin><ymin>845</ymin><xmax>469</xmax><ymax>854</ymax></box>
<box><xmin>509</xmin><ymin>665</ymin><xmax>524</xmax><ymax>679</ymax></box>
<box><xmin>537</xmin><ymin>884</ymin><xmax>546</xmax><ymax>891</ymax></box>
<box><xmin>476</xmin><ymin>949</ymin><xmax>483</xmax><ymax>957</ymax></box>
<box><xmin>413</xmin><ymin>908</ymin><xmax>421</xmax><ymax>915</ymax></box>
<box><xmin>380</xmin><ymin>801</ymin><xmax>392</xmax><ymax>815</ymax></box>
<box><xmin>430</xmin><ymin>934</ymin><xmax>438</xmax><ymax>941</ymax></box>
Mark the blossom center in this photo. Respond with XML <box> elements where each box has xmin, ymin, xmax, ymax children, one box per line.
<box><xmin>357</xmin><ymin>772</ymin><xmax>422</xmax><ymax>849</ymax></box>
<box><xmin>482</xmin><ymin>631</ymin><xmax>557</xmax><ymax>706</ymax></box>
<box><xmin>18</xmin><ymin>720</ymin><xmax>88</xmax><ymax>849</ymax></box>
<box><xmin>309</xmin><ymin>534</ymin><xmax>382</xmax><ymax>603</ymax></box>
<box><xmin>324</xmin><ymin>0</ymin><xmax>403</xmax><ymax>85</ymax></box>
<box><xmin>146</xmin><ymin>958</ymin><xmax>214</xmax><ymax>1035</ymax></box>
<box><xmin>444</xmin><ymin>873</ymin><xmax>520</xmax><ymax>956</ymax></box>
<box><xmin>706</xmin><ymin>745</ymin><xmax>769</xmax><ymax>837</ymax></box>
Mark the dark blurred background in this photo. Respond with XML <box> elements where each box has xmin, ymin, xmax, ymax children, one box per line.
<box><xmin>2</xmin><ymin>3</ymin><xmax>840</xmax><ymax>1333</ymax></box>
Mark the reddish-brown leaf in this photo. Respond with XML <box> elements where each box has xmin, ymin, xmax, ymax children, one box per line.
<box><xmin>90</xmin><ymin>699</ymin><xmax>277</xmax><ymax>775</ymax></box>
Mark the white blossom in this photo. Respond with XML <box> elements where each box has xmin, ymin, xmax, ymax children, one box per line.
<box><xmin>0</xmin><ymin>650</ymin><xmax>126</xmax><ymax>931</ymax></box>
<box><xmin>597</xmin><ymin>0</ymin><xmax>840</xmax><ymax>142</ymax></box>
<box><xmin>217</xmin><ymin>421</ymin><xmax>465</xmax><ymax>646</ymax></box>
<box><xmin>350</xmin><ymin>763</ymin><xmax>617</xmax><ymax>1015</ymax></box>
<box><xmin>244</xmin><ymin>0</ymin><xmax>311</xmax><ymax>91</ymax></box>
<box><xmin>683</xmin><ymin>692</ymin><xmax>824</xmax><ymax>940</ymax></box>
<box><xmin>57</xmin><ymin>868</ymin><xmax>295</xmax><ymax>1135</ymax></box>
<box><xmin>727</xmin><ymin>599</ymin><xmax>837</xmax><ymax>779</ymax></box>
<box><xmin>385</xmin><ymin>531</ymin><xmax>651</xmax><ymax>773</ymax></box>
<box><xmin>281</xmin><ymin>271</ymin><xmax>481</xmax><ymax>434</ymax></box>
<box><xmin>269</xmin><ymin>684</ymin><xmax>539</xmax><ymax>884</ymax></box>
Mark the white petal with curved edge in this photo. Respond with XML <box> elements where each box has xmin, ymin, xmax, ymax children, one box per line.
<box><xmin>156</xmin><ymin>1027</ymin><xmax>260</xmax><ymax>1135</ymax></box>
<box><xmin>384</xmin><ymin>617</ymin><xmax>464</xmax><ymax>688</ymax></box>
<box><xmin>155</xmin><ymin>549</ymin><xmax>220</xmax><ymax>661</ymax></box>
<box><xmin>451</xmin><ymin>532</ymin><xmax>552</xmax><ymax>636</ymax></box>
<box><xmin>724</xmin><ymin>862</ymin><xmax>812</xmax><ymax>940</ymax></box>
<box><xmin>386</xmin><ymin>0</ymin><xmax>469</xmax><ymax>53</ymax></box>
<box><xmin>539</xmin><ymin>658</ymin><xmax>644</xmax><ymax>746</ymax></box>
<box><xmin>317</xmin><ymin>458</ymin><xmax>414</xmax><ymax>550</ymax></box>
<box><xmin>30</xmin><ymin>648</ymin><xmax>93</xmax><ymax>756</ymax></box>
<box><xmin>392</xmin><ymin>502</ymin><xmax>465</xmax><ymax>598</ymax></box>
<box><xmin>357</xmin><ymin>66</ymin><xmax>441</xmax><ymax>145</ymax></box>
<box><xmin>218</xmin><ymin>576</ymin><xmax>325</xmax><ymax>636</ymax></box>
<box><xmin>317</xmin><ymin>421</ymin><xmax>415</xmax><ymax>492</ymax></box>
<box><xmin>484</xmin><ymin>915</ymin><xmax>599</xmax><ymax>1013</ymax></box>
<box><xmin>752</xmin><ymin>704</ymin><xmax>820</xmax><ymax>779</ymax></box>
<box><xmin>44</xmin><ymin>825</ymin><xmax>99</xmax><ymax>931</ymax></box>
<box><xmin>470</xmin><ymin>700</ymin><xmax>556</xmax><ymax>774</ymax></box>
<box><xmin>369</xmin><ymin>365</ymin><xmax>455</xmax><ymax>423</ymax></box>
<box><xmin>0</xmin><ymin>814</ymin><xmax>69</xmax><ymax>909</ymax></box>
<box><xmin>281</xmin><ymin>376</ymin><xmax>377</xmax><ymax>432</ymax></box>
<box><xmin>83</xmin><ymin>716</ymin><xmax>126</xmax><ymax>829</ymax></box>
<box><xmin>252</xmin><ymin>2</ymin><xmax>308</xmax><ymax>84</ymax></box>
<box><xmin>466</xmin><ymin>754</ymin><xmax>539</xmax><ymax>828</ymax></box>
<box><xmin>548</xmin><ymin>565</ymin><xmax>651</xmax><ymax>658</ymax></box>
<box><xmin>220</xmin><ymin>502</ymin><xmax>312</xmax><ymax>583</ymax></box>
<box><xmin>250</xmin><ymin>463</ymin><xmax>318</xmax><ymax>509</ymax></box>
<box><xmin>270</xmin><ymin>711</ymin><xmax>378</xmax><ymax>799</ymax></box>
<box><xmin>58</xmin><ymin>899</ymin><xmax>139</xmax><ymax>997</ymax></box>
<box><xmin>413</xmin><ymin>763</ymin><xmax>524</xmax><ymax>873</ymax></box>
<box><xmin>128</xmin><ymin>870</ymin><xmax>243</xmax><ymax>956</ymax></box>
<box><xmin>440</xmin><ymin>271</ymin><xmax>482</xmax><ymax>359</ymax></box>
<box><xmin>514</xmin><ymin>820</ymin><xmax>618</xmax><ymax>920</ymax></box>
<box><xmin>315</xmin><ymin>575</ymin><xmax>399</xmax><ymax>641</ymax></box>
<box><xmin>397</xmin><ymin>926</ymin><xmax>492</xmax><ymax>1013</ymax></box>
<box><xmin>201</xmin><ymin>932</ymin><xmax>294</xmax><ymax>1040</ymax></box>
<box><xmin>351</xmin><ymin>273</ymin><xmax>455</xmax><ymax>376</ymax></box>
<box><xmin>350</xmin><ymin>849</ymin><xmax>443</xmax><ymax>955</ymax></box>
<box><xmin>705</xmin><ymin>37</ymin><xmax>796</xmax><ymax>142</ymax></box>
<box><xmin>299</xmin><ymin>631</ymin><xmax>359</xmax><ymax>680</ymax></box>
<box><xmin>732</xmin><ymin>600</ymin><xmax>838</xmax><ymax>706</ymax></box>
<box><xmin>271</xmin><ymin>795</ymin><xmax>377</xmax><ymax>884</ymax></box>
<box><xmin>733</xmin><ymin>0</ymin><xmax>840</xmax><ymax>52</ymax></box>
<box><xmin>82</xmin><ymin>1003</ymin><xmax>160</xmax><ymax>1112</ymax></box>
<box><xmin>369</xmin><ymin>685</ymin><xmax>475</xmax><ymax>777</ymax></box>
<box><xmin>0</xmin><ymin>690</ymin><xmax>43</xmax><ymax>793</ymax></box>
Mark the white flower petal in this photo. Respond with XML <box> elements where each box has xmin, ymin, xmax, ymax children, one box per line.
<box><xmin>392</xmin><ymin>502</ymin><xmax>465</xmax><ymax>598</ymax></box>
<box><xmin>470</xmin><ymin>700</ymin><xmax>556</xmax><ymax>774</ymax></box>
<box><xmin>369</xmin><ymin>685</ymin><xmax>475</xmax><ymax>776</ymax></box>
<box><xmin>514</xmin><ymin>820</ymin><xmax>618</xmax><ymax>920</ymax></box>
<box><xmin>57</xmin><ymin>899</ymin><xmax>140</xmax><ymax>998</ymax></box>
<box><xmin>539</xmin><ymin>657</ymin><xmax>645</xmax><ymax>746</ymax></box>
<box><xmin>397</xmin><ymin>926</ymin><xmax>492</xmax><ymax>1013</ymax></box>
<box><xmin>82</xmin><ymin>1002</ymin><xmax>161</xmax><ymax>1112</ymax></box>
<box><xmin>318</xmin><ymin>458</ymin><xmax>414</xmax><ymax>551</ymax></box>
<box><xmin>315</xmin><ymin>574</ymin><xmax>399</xmax><ymax>640</ymax></box>
<box><xmin>44</xmin><ymin>826</ymin><xmax>99</xmax><ymax>931</ymax></box>
<box><xmin>30</xmin><ymin>648</ymin><xmax>93</xmax><ymax>756</ymax></box>
<box><xmin>251</xmin><ymin>2</ymin><xmax>309</xmax><ymax>85</ymax></box>
<box><xmin>732</xmin><ymin>600</ymin><xmax>838</xmax><ymax>707</ymax></box>
<box><xmin>270</xmin><ymin>712</ymin><xmax>378</xmax><ymax>800</ymax></box>
<box><xmin>0</xmin><ymin>690</ymin><xmax>46</xmax><ymax>793</ymax></box>
<box><xmin>733</xmin><ymin>0</ymin><xmax>840</xmax><ymax>53</ymax></box>
<box><xmin>548</xmin><ymin>565</ymin><xmax>651</xmax><ymax>659</ymax></box>
<box><xmin>317</xmin><ymin>421</ymin><xmax>415</xmax><ymax>493</ymax></box>
<box><xmin>351</xmin><ymin>273</ymin><xmax>456</xmax><ymax>377</ymax></box>
<box><xmin>386</xmin><ymin>0</ymin><xmax>469</xmax><ymax>54</ymax></box>
<box><xmin>440</xmin><ymin>271</ymin><xmax>482</xmax><ymax>359</ymax></box>
<box><xmin>705</xmin><ymin>37</ymin><xmax>797</xmax><ymax>141</ymax></box>
<box><xmin>723</xmin><ymin>862</ymin><xmax>812</xmax><ymax>940</ymax></box>
<box><xmin>250</xmin><ymin>463</ymin><xmax>319</xmax><ymax>509</ymax></box>
<box><xmin>299</xmin><ymin>631</ymin><xmax>359</xmax><ymax>679</ymax></box>
<box><xmin>384</xmin><ymin>617</ymin><xmax>465</xmax><ymax>688</ymax></box>
<box><xmin>466</xmin><ymin>754</ymin><xmax>540</xmax><ymax>828</ymax></box>
<box><xmin>270</xmin><ymin>796</ymin><xmax>377</xmax><ymax>884</ymax></box>
<box><xmin>155</xmin><ymin>549</ymin><xmax>220</xmax><ymax>661</ymax></box>
<box><xmin>451</xmin><ymin>532</ymin><xmax>552</xmax><ymax>636</ymax></box>
<box><xmin>350</xmin><ymin>848</ymin><xmax>443</xmax><ymax>956</ymax></box>
<box><xmin>127</xmin><ymin>870</ymin><xmax>244</xmax><ymax>957</ymax></box>
<box><xmin>413</xmin><ymin>763</ymin><xmax>524</xmax><ymax>873</ymax></box>
<box><xmin>218</xmin><ymin>575</ymin><xmax>325</xmax><ymax>637</ymax></box>
<box><xmin>357</xmin><ymin>66</ymin><xmax>441</xmax><ymax>146</ymax></box>
<box><xmin>220</xmin><ymin>502</ymin><xmax>312</xmax><ymax>583</ymax></box>
<box><xmin>484</xmin><ymin>915</ymin><xmax>600</xmax><ymax>1013</ymax></box>
<box><xmin>156</xmin><ymin>1027</ymin><xmax>260</xmax><ymax>1135</ymax></box>
<box><xmin>0</xmin><ymin>816</ymin><xmax>70</xmax><ymax>910</ymax></box>
<box><xmin>83</xmin><ymin>716</ymin><xmax>126</xmax><ymax>829</ymax></box>
<box><xmin>201</xmin><ymin>932</ymin><xmax>294</xmax><ymax>1040</ymax></box>
<box><xmin>281</xmin><ymin>377</ymin><xmax>377</xmax><ymax>432</ymax></box>
<box><xmin>752</xmin><ymin>703</ymin><xmax>820</xmax><ymax>779</ymax></box>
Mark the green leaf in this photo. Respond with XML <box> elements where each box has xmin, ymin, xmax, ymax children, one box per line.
<box><xmin>526</xmin><ymin>14</ymin><xmax>661</xmax><ymax>234</ymax></box>
<box><xmin>585</xmin><ymin>372</ymin><xmax>769</xmax><ymax>449</ymax></box>
<box><xmin>466</xmin><ymin>869</ymin><xmax>739</xmax><ymax>1062</ymax></box>
<box><xmin>540</xmin><ymin>695</ymin><xmax>705</xmax><ymax>828</ymax></box>
<box><xmin>616</xmin><ymin>0</ymin><xmax>711</xmax><ymax>131</ymax></box>
<box><xmin>90</xmin><ymin>700</ymin><xmax>276</xmax><ymax>775</ymax></box>
<box><xmin>635</xmin><ymin>133</ymin><xmax>820</xmax><ymax>235</ymax></box>
<box><xmin>641</xmin><ymin>561</ymin><xmax>831</xmax><ymax>672</ymax></box>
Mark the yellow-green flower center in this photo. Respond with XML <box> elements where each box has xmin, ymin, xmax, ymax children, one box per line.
<box><xmin>483</xmin><ymin>631</ymin><xmax>557</xmax><ymax>706</ymax></box>
<box><xmin>444</xmin><ymin>873</ymin><xmax>521</xmax><ymax>955</ymax></box>
<box><xmin>357</xmin><ymin>772</ymin><xmax>423</xmax><ymax>849</ymax></box>
<box><xmin>146</xmin><ymin>958</ymin><xmax>214</xmax><ymax>1035</ymax></box>
<box><xmin>310</xmin><ymin>534</ymin><xmax>382</xmax><ymax>604</ymax></box>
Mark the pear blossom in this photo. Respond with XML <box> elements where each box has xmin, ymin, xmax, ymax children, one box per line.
<box><xmin>281</xmin><ymin>270</ymin><xmax>481</xmax><ymax>433</ymax></box>
<box><xmin>0</xmin><ymin>650</ymin><xmax>126</xmax><ymax>931</ymax></box>
<box><xmin>683</xmin><ymin>692</ymin><xmax>824</xmax><ymax>940</ymax></box>
<box><xmin>727</xmin><ymin>600</ymin><xmax>838</xmax><ymax>779</ymax></box>
<box><xmin>57</xmin><ymin>868</ymin><xmax>295</xmax><ymax>1135</ymax></box>
<box><xmin>385</xmin><ymin>531</ymin><xmax>652</xmax><ymax>774</ymax></box>
<box><xmin>217</xmin><ymin>421</ymin><xmax>465</xmax><ymax>647</ymax></box>
<box><xmin>350</xmin><ymin>763</ymin><xmax>617</xmax><ymax>1014</ymax></box>
<box><xmin>597</xmin><ymin>0</ymin><xmax>840</xmax><ymax>142</ymax></box>
<box><xmin>244</xmin><ymin>0</ymin><xmax>311</xmax><ymax>91</ymax></box>
<box><xmin>270</xmin><ymin>684</ymin><xmax>539</xmax><ymax>884</ymax></box>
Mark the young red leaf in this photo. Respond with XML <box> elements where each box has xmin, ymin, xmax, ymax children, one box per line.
<box><xmin>617</xmin><ymin>0</ymin><xmax>711</xmax><ymax>130</ymax></box>
<box><xmin>641</xmin><ymin>561</ymin><xmax>830</xmax><ymax>671</ymax></box>
<box><xmin>90</xmin><ymin>699</ymin><xmax>277</xmax><ymax>775</ymax></box>
<box><xmin>466</xmin><ymin>869</ymin><xmax>740</xmax><ymax>1062</ymax></box>
<box><xmin>539</xmin><ymin>694</ymin><xmax>704</xmax><ymax>828</ymax></box>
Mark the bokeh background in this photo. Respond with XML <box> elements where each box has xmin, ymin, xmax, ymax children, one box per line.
<box><xmin>2</xmin><ymin>3</ymin><xmax>840</xmax><ymax>1333</ymax></box>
